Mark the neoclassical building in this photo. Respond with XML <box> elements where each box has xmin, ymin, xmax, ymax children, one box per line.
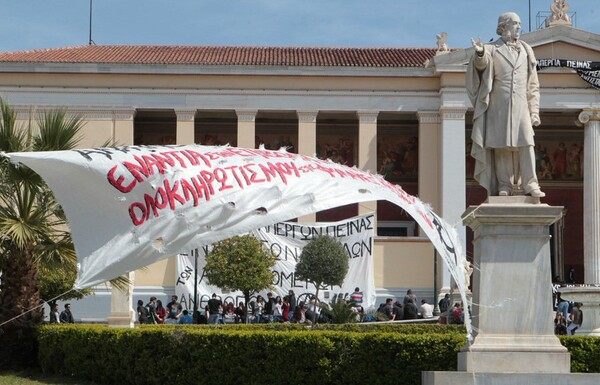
<box><xmin>1</xmin><ymin>17</ymin><xmax>599</xmax><ymax>320</ymax></box>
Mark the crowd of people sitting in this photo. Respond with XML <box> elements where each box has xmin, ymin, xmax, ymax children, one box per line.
<box><xmin>137</xmin><ymin>288</ymin><xmax>468</xmax><ymax>326</ymax></box>
<box><xmin>137</xmin><ymin>290</ymin><xmax>326</xmax><ymax>325</ymax></box>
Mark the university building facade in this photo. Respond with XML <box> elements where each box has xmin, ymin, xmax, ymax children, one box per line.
<box><xmin>1</xmin><ymin>23</ymin><xmax>599</xmax><ymax>320</ymax></box>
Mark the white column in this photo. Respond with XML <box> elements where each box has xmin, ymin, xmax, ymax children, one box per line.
<box><xmin>175</xmin><ymin>109</ymin><xmax>196</xmax><ymax>145</ymax></box>
<box><xmin>579</xmin><ymin>109</ymin><xmax>600</xmax><ymax>284</ymax></box>
<box><xmin>297</xmin><ymin>110</ymin><xmax>318</xmax><ymax>223</ymax></box>
<box><xmin>236</xmin><ymin>109</ymin><xmax>257</xmax><ymax>149</ymax></box>
<box><xmin>416</xmin><ymin>111</ymin><xmax>441</xmax><ymax>214</ymax></box>
<box><xmin>297</xmin><ymin>110</ymin><xmax>318</xmax><ymax>156</ymax></box>
<box><xmin>112</xmin><ymin>110</ymin><xmax>135</xmax><ymax>146</ymax></box>
<box><xmin>439</xmin><ymin>107</ymin><xmax>467</xmax><ymax>255</ymax></box>
<box><xmin>357</xmin><ymin>111</ymin><xmax>378</xmax><ymax>216</ymax></box>
<box><xmin>418</xmin><ymin>111</ymin><xmax>449</xmax><ymax>294</ymax></box>
<box><xmin>107</xmin><ymin>271</ymin><xmax>135</xmax><ymax>328</ymax></box>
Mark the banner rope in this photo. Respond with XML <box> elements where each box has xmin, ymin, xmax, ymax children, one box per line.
<box><xmin>0</xmin><ymin>287</ymin><xmax>76</xmax><ymax>328</ymax></box>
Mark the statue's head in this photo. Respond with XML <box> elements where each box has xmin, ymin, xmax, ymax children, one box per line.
<box><xmin>497</xmin><ymin>12</ymin><xmax>522</xmax><ymax>40</ymax></box>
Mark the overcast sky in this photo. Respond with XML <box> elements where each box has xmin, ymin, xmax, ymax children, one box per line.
<box><xmin>1</xmin><ymin>0</ymin><xmax>598</xmax><ymax>52</ymax></box>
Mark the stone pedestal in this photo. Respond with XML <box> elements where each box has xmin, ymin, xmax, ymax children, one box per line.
<box><xmin>423</xmin><ymin>199</ymin><xmax>600</xmax><ymax>384</ymax></box>
<box><xmin>107</xmin><ymin>272</ymin><xmax>135</xmax><ymax>328</ymax></box>
<box><xmin>459</xmin><ymin>200</ymin><xmax>569</xmax><ymax>372</ymax></box>
<box><xmin>559</xmin><ymin>286</ymin><xmax>600</xmax><ymax>336</ymax></box>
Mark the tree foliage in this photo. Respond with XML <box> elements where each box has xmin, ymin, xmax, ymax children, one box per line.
<box><xmin>295</xmin><ymin>235</ymin><xmax>349</xmax><ymax>292</ymax></box>
<box><xmin>0</xmin><ymin>99</ymin><xmax>91</xmax><ymax>327</ymax></box>
<box><xmin>204</xmin><ymin>234</ymin><xmax>277</xmax><ymax>321</ymax></box>
<box><xmin>295</xmin><ymin>235</ymin><xmax>349</xmax><ymax>324</ymax></box>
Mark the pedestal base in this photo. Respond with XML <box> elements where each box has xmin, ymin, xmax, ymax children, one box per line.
<box><xmin>423</xmin><ymin>372</ymin><xmax>600</xmax><ymax>385</ymax></box>
<box><xmin>107</xmin><ymin>311</ymin><xmax>134</xmax><ymax>328</ymax></box>
<box><xmin>458</xmin><ymin>351</ymin><xmax>570</xmax><ymax>373</ymax></box>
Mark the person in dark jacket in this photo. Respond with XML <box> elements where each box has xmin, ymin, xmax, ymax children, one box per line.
<box><xmin>403</xmin><ymin>298</ymin><xmax>418</xmax><ymax>320</ymax></box>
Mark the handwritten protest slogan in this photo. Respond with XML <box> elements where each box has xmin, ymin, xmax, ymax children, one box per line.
<box><xmin>175</xmin><ymin>214</ymin><xmax>377</xmax><ymax>311</ymax></box>
<box><xmin>78</xmin><ymin>145</ymin><xmax>422</xmax><ymax>228</ymax></box>
<box><xmin>6</xmin><ymin>144</ymin><xmax>470</xmax><ymax>335</ymax></box>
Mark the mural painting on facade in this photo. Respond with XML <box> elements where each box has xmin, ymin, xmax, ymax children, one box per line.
<box><xmin>255</xmin><ymin>135</ymin><xmax>296</xmax><ymax>152</ymax></box>
<box><xmin>316</xmin><ymin>135</ymin><xmax>356</xmax><ymax>166</ymax></box>
<box><xmin>198</xmin><ymin>133</ymin><xmax>237</xmax><ymax>147</ymax></box>
<box><xmin>134</xmin><ymin>133</ymin><xmax>176</xmax><ymax>146</ymax></box>
<box><xmin>376</xmin><ymin>134</ymin><xmax>418</xmax><ymax>182</ymax></box>
<box><xmin>535</xmin><ymin>140</ymin><xmax>583</xmax><ymax>180</ymax></box>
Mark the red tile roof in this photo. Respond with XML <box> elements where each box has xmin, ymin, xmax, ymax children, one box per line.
<box><xmin>0</xmin><ymin>45</ymin><xmax>437</xmax><ymax>68</ymax></box>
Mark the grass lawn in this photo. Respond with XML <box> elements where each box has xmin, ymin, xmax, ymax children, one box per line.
<box><xmin>0</xmin><ymin>370</ymin><xmax>96</xmax><ymax>385</ymax></box>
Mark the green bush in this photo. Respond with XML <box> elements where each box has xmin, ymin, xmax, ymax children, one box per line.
<box><xmin>37</xmin><ymin>324</ymin><xmax>466</xmax><ymax>385</ymax></box>
<box><xmin>559</xmin><ymin>336</ymin><xmax>600</xmax><ymax>373</ymax></box>
<box><xmin>35</xmin><ymin>325</ymin><xmax>600</xmax><ymax>385</ymax></box>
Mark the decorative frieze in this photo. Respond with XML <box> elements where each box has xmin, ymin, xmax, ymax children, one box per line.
<box><xmin>7</xmin><ymin>107</ymin><xmax>135</xmax><ymax>121</ymax></box>
<box><xmin>174</xmin><ymin>109</ymin><xmax>196</xmax><ymax>121</ymax></box>
<box><xmin>357</xmin><ymin>111</ymin><xmax>378</xmax><ymax>124</ymax></box>
<box><xmin>417</xmin><ymin>111</ymin><xmax>441</xmax><ymax>124</ymax></box>
<box><xmin>439</xmin><ymin>107</ymin><xmax>467</xmax><ymax>121</ymax></box>
<box><xmin>235</xmin><ymin>109</ymin><xmax>258</xmax><ymax>122</ymax></box>
<box><xmin>296</xmin><ymin>110</ymin><xmax>318</xmax><ymax>123</ymax></box>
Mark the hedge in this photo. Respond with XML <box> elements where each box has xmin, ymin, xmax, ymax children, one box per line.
<box><xmin>37</xmin><ymin>324</ymin><xmax>465</xmax><ymax>385</ymax></box>
<box><xmin>35</xmin><ymin>325</ymin><xmax>600</xmax><ymax>385</ymax></box>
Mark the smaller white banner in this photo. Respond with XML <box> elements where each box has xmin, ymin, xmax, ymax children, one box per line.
<box><xmin>175</xmin><ymin>213</ymin><xmax>376</xmax><ymax>311</ymax></box>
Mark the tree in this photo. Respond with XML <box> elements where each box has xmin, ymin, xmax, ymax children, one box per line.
<box><xmin>204</xmin><ymin>234</ymin><xmax>277</xmax><ymax>323</ymax></box>
<box><xmin>295</xmin><ymin>235</ymin><xmax>349</xmax><ymax>324</ymax></box>
<box><xmin>0</xmin><ymin>99</ymin><xmax>89</xmax><ymax>366</ymax></box>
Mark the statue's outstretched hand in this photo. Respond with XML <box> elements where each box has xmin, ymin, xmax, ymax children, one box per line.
<box><xmin>471</xmin><ymin>37</ymin><xmax>484</xmax><ymax>56</ymax></box>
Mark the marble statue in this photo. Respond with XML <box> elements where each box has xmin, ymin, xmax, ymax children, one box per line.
<box><xmin>436</xmin><ymin>32</ymin><xmax>449</xmax><ymax>54</ymax></box>
<box><xmin>549</xmin><ymin>0</ymin><xmax>571</xmax><ymax>25</ymax></box>
<box><xmin>467</xmin><ymin>12</ymin><xmax>545</xmax><ymax>198</ymax></box>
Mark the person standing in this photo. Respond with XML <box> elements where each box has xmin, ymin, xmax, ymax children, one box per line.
<box><xmin>147</xmin><ymin>296</ymin><xmax>158</xmax><ymax>324</ymax></box>
<box><xmin>137</xmin><ymin>299</ymin><xmax>149</xmax><ymax>324</ymax></box>
<box><xmin>467</xmin><ymin>12</ymin><xmax>544</xmax><ymax>198</ymax></box>
<box><xmin>264</xmin><ymin>292</ymin><xmax>276</xmax><ymax>323</ymax></box>
<box><xmin>49</xmin><ymin>303</ymin><xmax>61</xmax><ymax>324</ymax></box>
<box><xmin>59</xmin><ymin>303</ymin><xmax>74</xmax><ymax>323</ymax></box>
<box><xmin>288</xmin><ymin>290</ymin><xmax>297</xmax><ymax>322</ymax></box>
<box><xmin>568</xmin><ymin>268</ymin><xmax>576</xmax><ymax>284</ymax></box>
<box><xmin>207</xmin><ymin>293</ymin><xmax>223</xmax><ymax>324</ymax></box>
<box><xmin>438</xmin><ymin>293</ymin><xmax>451</xmax><ymax>314</ymax></box>
<box><xmin>166</xmin><ymin>295</ymin><xmax>183</xmax><ymax>321</ymax></box>
<box><xmin>403</xmin><ymin>289</ymin><xmax>417</xmax><ymax>307</ymax></box>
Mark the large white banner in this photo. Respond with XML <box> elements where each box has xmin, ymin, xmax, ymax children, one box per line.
<box><xmin>175</xmin><ymin>213</ymin><xmax>376</xmax><ymax>311</ymax></box>
<box><xmin>6</xmin><ymin>144</ymin><xmax>471</xmax><ymax>335</ymax></box>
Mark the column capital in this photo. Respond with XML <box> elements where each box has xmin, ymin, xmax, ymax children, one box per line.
<box><xmin>417</xmin><ymin>111</ymin><xmax>441</xmax><ymax>124</ymax></box>
<box><xmin>578</xmin><ymin>108</ymin><xmax>600</xmax><ymax>125</ymax></box>
<box><xmin>235</xmin><ymin>109</ymin><xmax>258</xmax><ymax>122</ymax></box>
<box><xmin>439</xmin><ymin>107</ymin><xmax>467</xmax><ymax>120</ymax></box>
<box><xmin>112</xmin><ymin>109</ymin><xmax>135</xmax><ymax>121</ymax></box>
<box><xmin>356</xmin><ymin>110</ymin><xmax>379</xmax><ymax>123</ymax></box>
<box><xmin>174</xmin><ymin>109</ymin><xmax>196</xmax><ymax>121</ymax></box>
<box><xmin>296</xmin><ymin>110</ymin><xmax>318</xmax><ymax>123</ymax></box>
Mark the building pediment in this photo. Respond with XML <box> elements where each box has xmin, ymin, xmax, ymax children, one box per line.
<box><xmin>429</xmin><ymin>24</ymin><xmax>600</xmax><ymax>73</ymax></box>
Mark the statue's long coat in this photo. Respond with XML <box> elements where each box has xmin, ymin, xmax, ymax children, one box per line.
<box><xmin>466</xmin><ymin>39</ymin><xmax>540</xmax><ymax>195</ymax></box>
